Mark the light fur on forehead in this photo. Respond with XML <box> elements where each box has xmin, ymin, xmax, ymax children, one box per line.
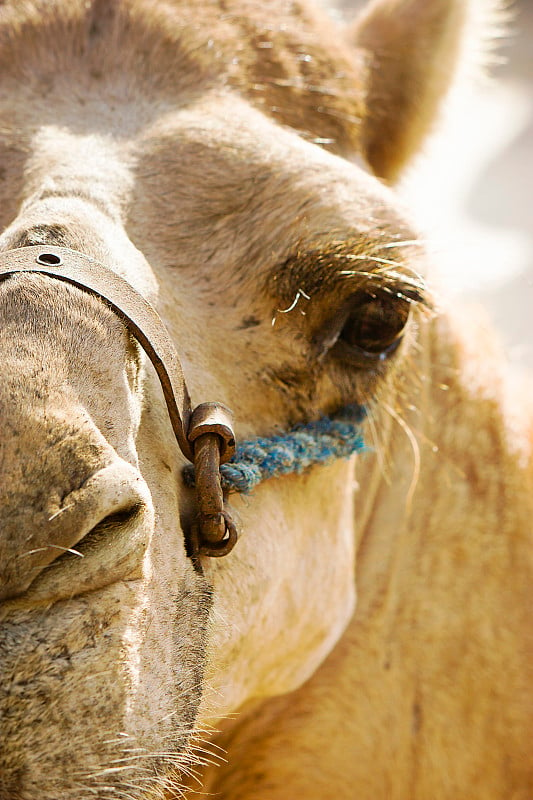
<box><xmin>343</xmin><ymin>0</ymin><xmax>509</xmax><ymax>180</ymax></box>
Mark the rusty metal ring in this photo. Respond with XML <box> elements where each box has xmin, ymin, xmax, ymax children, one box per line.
<box><xmin>197</xmin><ymin>511</ymin><xmax>238</xmax><ymax>558</ymax></box>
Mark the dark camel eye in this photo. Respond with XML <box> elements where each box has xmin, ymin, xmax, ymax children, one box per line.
<box><xmin>335</xmin><ymin>292</ymin><xmax>411</xmax><ymax>363</ymax></box>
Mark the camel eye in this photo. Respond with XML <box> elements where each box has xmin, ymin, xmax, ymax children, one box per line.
<box><xmin>335</xmin><ymin>292</ymin><xmax>410</xmax><ymax>363</ymax></box>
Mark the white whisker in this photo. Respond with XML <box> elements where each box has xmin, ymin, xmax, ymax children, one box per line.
<box><xmin>383</xmin><ymin>403</ymin><xmax>421</xmax><ymax>513</ymax></box>
<box><xmin>48</xmin><ymin>503</ymin><xmax>74</xmax><ymax>521</ymax></box>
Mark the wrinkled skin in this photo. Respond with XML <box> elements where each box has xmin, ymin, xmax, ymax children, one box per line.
<box><xmin>0</xmin><ymin>2</ymin><xmax>531</xmax><ymax>799</ymax></box>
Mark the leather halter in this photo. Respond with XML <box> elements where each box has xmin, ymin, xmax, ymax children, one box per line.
<box><xmin>0</xmin><ymin>245</ymin><xmax>238</xmax><ymax>561</ymax></box>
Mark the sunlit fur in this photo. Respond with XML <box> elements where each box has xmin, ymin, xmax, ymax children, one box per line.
<box><xmin>0</xmin><ymin>1</ymin><xmax>530</xmax><ymax>799</ymax></box>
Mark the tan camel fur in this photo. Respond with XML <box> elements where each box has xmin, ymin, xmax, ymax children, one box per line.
<box><xmin>0</xmin><ymin>1</ymin><xmax>530</xmax><ymax>799</ymax></box>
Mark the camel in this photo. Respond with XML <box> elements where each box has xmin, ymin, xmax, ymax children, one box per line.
<box><xmin>0</xmin><ymin>0</ymin><xmax>530</xmax><ymax>798</ymax></box>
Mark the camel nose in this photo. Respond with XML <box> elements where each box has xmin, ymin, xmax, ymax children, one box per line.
<box><xmin>0</xmin><ymin>457</ymin><xmax>152</xmax><ymax>604</ymax></box>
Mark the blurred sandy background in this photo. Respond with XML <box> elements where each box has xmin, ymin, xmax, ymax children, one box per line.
<box><xmin>336</xmin><ymin>1</ymin><xmax>533</xmax><ymax>372</ymax></box>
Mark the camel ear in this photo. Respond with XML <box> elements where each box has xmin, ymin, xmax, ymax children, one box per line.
<box><xmin>350</xmin><ymin>0</ymin><xmax>495</xmax><ymax>181</ymax></box>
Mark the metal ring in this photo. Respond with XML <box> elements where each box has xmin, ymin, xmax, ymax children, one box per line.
<box><xmin>198</xmin><ymin>512</ymin><xmax>238</xmax><ymax>557</ymax></box>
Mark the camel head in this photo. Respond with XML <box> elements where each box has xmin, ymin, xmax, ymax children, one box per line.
<box><xmin>0</xmin><ymin>1</ymin><xmax>495</xmax><ymax>797</ymax></box>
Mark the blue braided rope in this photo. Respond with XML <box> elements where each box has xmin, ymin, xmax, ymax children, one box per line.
<box><xmin>182</xmin><ymin>403</ymin><xmax>367</xmax><ymax>494</ymax></box>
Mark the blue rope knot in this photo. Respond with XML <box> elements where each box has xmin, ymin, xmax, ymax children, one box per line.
<box><xmin>183</xmin><ymin>403</ymin><xmax>366</xmax><ymax>494</ymax></box>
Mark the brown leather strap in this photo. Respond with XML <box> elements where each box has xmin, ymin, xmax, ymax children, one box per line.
<box><xmin>0</xmin><ymin>244</ymin><xmax>239</xmax><ymax>559</ymax></box>
<box><xmin>0</xmin><ymin>245</ymin><xmax>196</xmax><ymax>460</ymax></box>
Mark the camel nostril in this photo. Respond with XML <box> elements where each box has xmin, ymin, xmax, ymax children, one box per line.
<box><xmin>0</xmin><ymin>459</ymin><xmax>153</xmax><ymax>604</ymax></box>
<box><xmin>50</xmin><ymin>503</ymin><xmax>144</xmax><ymax>564</ymax></box>
<box><xmin>85</xmin><ymin>503</ymin><xmax>142</xmax><ymax>541</ymax></box>
<box><xmin>91</xmin><ymin>504</ymin><xmax>143</xmax><ymax>533</ymax></box>
<box><xmin>2</xmin><ymin>497</ymin><xmax>152</xmax><ymax>607</ymax></box>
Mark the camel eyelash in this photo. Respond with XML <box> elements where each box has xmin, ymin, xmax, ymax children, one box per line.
<box><xmin>268</xmin><ymin>237</ymin><xmax>430</xmax><ymax>314</ymax></box>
